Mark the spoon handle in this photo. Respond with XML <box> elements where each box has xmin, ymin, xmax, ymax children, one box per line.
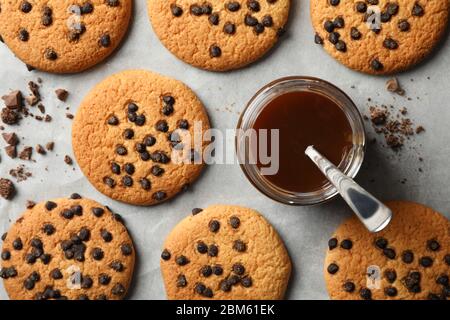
<box><xmin>305</xmin><ymin>146</ymin><xmax>392</xmax><ymax>233</ymax></box>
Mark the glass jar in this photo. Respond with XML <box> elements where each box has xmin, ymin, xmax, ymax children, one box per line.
<box><xmin>236</xmin><ymin>76</ymin><xmax>366</xmax><ymax>205</ymax></box>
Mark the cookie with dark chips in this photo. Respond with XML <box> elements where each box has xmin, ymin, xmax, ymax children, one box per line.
<box><xmin>0</xmin><ymin>197</ymin><xmax>135</xmax><ymax>300</ymax></box>
<box><xmin>325</xmin><ymin>201</ymin><xmax>450</xmax><ymax>300</ymax></box>
<box><xmin>311</xmin><ymin>0</ymin><xmax>449</xmax><ymax>74</ymax></box>
<box><xmin>160</xmin><ymin>205</ymin><xmax>292</xmax><ymax>300</ymax></box>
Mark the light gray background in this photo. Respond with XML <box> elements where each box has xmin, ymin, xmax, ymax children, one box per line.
<box><xmin>1</xmin><ymin>0</ymin><xmax>449</xmax><ymax>300</ymax></box>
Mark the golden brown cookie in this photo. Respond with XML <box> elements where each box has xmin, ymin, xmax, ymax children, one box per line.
<box><xmin>311</xmin><ymin>0</ymin><xmax>449</xmax><ymax>74</ymax></box>
<box><xmin>0</xmin><ymin>195</ymin><xmax>135</xmax><ymax>300</ymax></box>
<box><xmin>0</xmin><ymin>0</ymin><xmax>132</xmax><ymax>73</ymax></box>
<box><xmin>324</xmin><ymin>201</ymin><xmax>450</xmax><ymax>300</ymax></box>
<box><xmin>72</xmin><ymin>70</ymin><xmax>210</xmax><ymax>206</ymax></box>
<box><xmin>147</xmin><ymin>0</ymin><xmax>291</xmax><ymax>71</ymax></box>
<box><xmin>160</xmin><ymin>205</ymin><xmax>292</xmax><ymax>300</ymax></box>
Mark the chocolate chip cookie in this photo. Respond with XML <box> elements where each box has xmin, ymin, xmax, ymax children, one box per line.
<box><xmin>72</xmin><ymin>70</ymin><xmax>210</xmax><ymax>206</ymax></box>
<box><xmin>0</xmin><ymin>196</ymin><xmax>135</xmax><ymax>300</ymax></box>
<box><xmin>160</xmin><ymin>205</ymin><xmax>292</xmax><ymax>299</ymax></box>
<box><xmin>325</xmin><ymin>201</ymin><xmax>450</xmax><ymax>300</ymax></box>
<box><xmin>147</xmin><ymin>0</ymin><xmax>291</xmax><ymax>71</ymax></box>
<box><xmin>0</xmin><ymin>0</ymin><xmax>132</xmax><ymax>73</ymax></box>
<box><xmin>311</xmin><ymin>0</ymin><xmax>449</xmax><ymax>74</ymax></box>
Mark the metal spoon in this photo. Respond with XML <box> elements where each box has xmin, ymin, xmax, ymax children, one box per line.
<box><xmin>305</xmin><ymin>145</ymin><xmax>392</xmax><ymax>233</ymax></box>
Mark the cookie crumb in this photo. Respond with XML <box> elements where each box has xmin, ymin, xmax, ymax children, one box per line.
<box><xmin>19</xmin><ymin>146</ymin><xmax>32</xmax><ymax>160</ymax></box>
<box><xmin>26</xmin><ymin>200</ymin><xmax>36</xmax><ymax>209</ymax></box>
<box><xmin>9</xmin><ymin>165</ymin><xmax>32</xmax><ymax>182</ymax></box>
<box><xmin>55</xmin><ymin>89</ymin><xmax>69</xmax><ymax>102</ymax></box>
<box><xmin>386</xmin><ymin>78</ymin><xmax>405</xmax><ymax>96</ymax></box>
<box><xmin>46</xmin><ymin>141</ymin><xmax>54</xmax><ymax>151</ymax></box>
<box><xmin>0</xmin><ymin>178</ymin><xmax>15</xmax><ymax>200</ymax></box>
<box><xmin>64</xmin><ymin>155</ymin><xmax>73</xmax><ymax>165</ymax></box>
<box><xmin>36</xmin><ymin>144</ymin><xmax>46</xmax><ymax>155</ymax></box>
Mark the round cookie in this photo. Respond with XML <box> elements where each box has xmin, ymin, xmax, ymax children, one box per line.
<box><xmin>311</xmin><ymin>0</ymin><xmax>449</xmax><ymax>74</ymax></box>
<box><xmin>324</xmin><ymin>201</ymin><xmax>450</xmax><ymax>300</ymax></box>
<box><xmin>0</xmin><ymin>196</ymin><xmax>135</xmax><ymax>300</ymax></box>
<box><xmin>72</xmin><ymin>70</ymin><xmax>210</xmax><ymax>206</ymax></box>
<box><xmin>0</xmin><ymin>0</ymin><xmax>132</xmax><ymax>73</ymax></box>
<box><xmin>160</xmin><ymin>205</ymin><xmax>292</xmax><ymax>300</ymax></box>
<box><xmin>147</xmin><ymin>0</ymin><xmax>291</xmax><ymax>71</ymax></box>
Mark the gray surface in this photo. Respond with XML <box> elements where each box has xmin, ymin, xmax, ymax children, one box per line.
<box><xmin>1</xmin><ymin>0</ymin><xmax>450</xmax><ymax>300</ymax></box>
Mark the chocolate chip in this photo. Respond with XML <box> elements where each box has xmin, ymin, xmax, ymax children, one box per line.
<box><xmin>190</xmin><ymin>5</ymin><xmax>203</xmax><ymax>16</ymax></box>
<box><xmin>436</xmin><ymin>275</ymin><xmax>449</xmax><ymax>286</ymax></box>
<box><xmin>123</xmin><ymin>128</ymin><xmax>134</xmax><ymax>140</ymax></box>
<box><xmin>262</xmin><ymin>15</ymin><xmax>273</xmax><ymax>27</ymax></box>
<box><xmin>229</xmin><ymin>216</ymin><xmax>240</xmax><ymax>229</ymax></box>
<box><xmin>18</xmin><ymin>28</ymin><xmax>29</xmax><ymax>41</ymax></box>
<box><xmin>208</xmin><ymin>244</ymin><xmax>219</xmax><ymax>257</ymax></box>
<box><xmin>98</xmin><ymin>273</ymin><xmax>111</xmax><ymax>286</ymax></box>
<box><xmin>110</xmin><ymin>260</ymin><xmax>124</xmax><ymax>272</ymax></box>
<box><xmin>210</xmin><ymin>45</ymin><xmax>222</xmax><ymax>58</ymax></box>
<box><xmin>1</xmin><ymin>250</ymin><xmax>11</xmax><ymax>261</ymax></box>
<box><xmin>328</xmin><ymin>31</ymin><xmax>340</xmax><ymax>44</ymax></box>
<box><xmin>355</xmin><ymin>1</ymin><xmax>367</xmax><ymax>13</ymax></box>
<box><xmin>398</xmin><ymin>250</ymin><xmax>414</xmax><ymax>265</ymax></box>
<box><xmin>375</xmin><ymin>237</ymin><xmax>388</xmax><ymax>249</ymax></box>
<box><xmin>26</xmin><ymin>200</ymin><xmax>36</xmax><ymax>209</ymax></box>
<box><xmin>121</xmin><ymin>243</ymin><xmax>133</xmax><ymax>256</ymax></box>
<box><xmin>223</xmin><ymin>22</ymin><xmax>236</xmax><ymax>35</ymax></box>
<box><xmin>208</xmin><ymin>220</ymin><xmax>220</xmax><ymax>233</ymax></box>
<box><xmin>40</xmin><ymin>253</ymin><xmax>51</xmax><ymax>264</ymax></box>
<box><xmin>116</xmin><ymin>145</ymin><xmax>127</xmax><ymax>156</ymax></box>
<box><xmin>329</xmin><ymin>0</ymin><xmax>340</xmax><ymax>6</ymax></box>
<box><xmin>135</xmin><ymin>114</ymin><xmax>146</xmax><ymax>126</ymax></box>
<box><xmin>91</xmin><ymin>248</ymin><xmax>104</xmax><ymax>260</ymax></box>
<box><xmin>227</xmin><ymin>1</ymin><xmax>241</xmax><ymax>11</ymax></box>
<box><xmin>100</xmin><ymin>229</ymin><xmax>112</xmax><ymax>243</ymax></box>
<box><xmin>327</xmin><ymin>263</ymin><xmax>339</xmax><ymax>274</ymax></box>
<box><xmin>248</xmin><ymin>0</ymin><xmax>261</xmax><ymax>12</ymax></box>
<box><xmin>200</xmin><ymin>265</ymin><xmax>212</xmax><ymax>277</ymax></box>
<box><xmin>324</xmin><ymin>20</ymin><xmax>335</xmax><ymax>33</ymax></box>
<box><xmin>241</xmin><ymin>276</ymin><xmax>253</xmax><ymax>288</ymax></box>
<box><xmin>155</xmin><ymin>120</ymin><xmax>169</xmax><ymax>132</ymax></box>
<box><xmin>44</xmin><ymin>48</ymin><xmax>57</xmax><ymax>60</ymax></box>
<box><xmin>151</xmin><ymin>165</ymin><xmax>164</xmax><ymax>177</ymax></box>
<box><xmin>50</xmin><ymin>268</ymin><xmax>63</xmax><ymax>280</ymax></box>
<box><xmin>161</xmin><ymin>104</ymin><xmax>174</xmax><ymax>116</ymax></box>
<box><xmin>254</xmin><ymin>23</ymin><xmax>265</xmax><ymax>34</ymax></box>
<box><xmin>110</xmin><ymin>162</ymin><xmax>120</xmax><ymax>175</ymax></box>
<box><xmin>419</xmin><ymin>256</ymin><xmax>433</xmax><ymax>268</ymax></box>
<box><xmin>176</xmin><ymin>255</ymin><xmax>189</xmax><ymax>266</ymax></box>
<box><xmin>340</xmin><ymin>239</ymin><xmax>352</xmax><ymax>250</ymax></box>
<box><xmin>212</xmin><ymin>265</ymin><xmax>223</xmax><ymax>276</ymax></box>
<box><xmin>21</xmin><ymin>1</ymin><xmax>33</xmax><ymax>13</ymax></box>
<box><xmin>384</xmin><ymin>269</ymin><xmax>396</xmax><ymax>283</ymax></box>
<box><xmin>144</xmin><ymin>135</ymin><xmax>156</xmax><ymax>146</ymax></box>
<box><xmin>41</xmin><ymin>13</ymin><xmax>52</xmax><ymax>27</ymax></box>
<box><xmin>13</xmin><ymin>238</ymin><xmax>23</xmax><ymax>250</ymax></box>
<box><xmin>99</xmin><ymin>34</ymin><xmax>111</xmax><ymax>47</ymax></box>
<box><xmin>202</xmin><ymin>287</ymin><xmax>213</xmax><ymax>298</ymax></box>
<box><xmin>197</xmin><ymin>241</ymin><xmax>208</xmax><ymax>254</ymax></box>
<box><xmin>427</xmin><ymin>239</ymin><xmax>440</xmax><ymax>251</ymax></box>
<box><xmin>398</xmin><ymin>19</ymin><xmax>410</xmax><ymax>32</ymax></box>
<box><xmin>152</xmin><ymin>191</ymin><xmax>167</xmax><ymax>201</ymax></box>
<box><xmin>92</xmin><ymin>207</ymin><xmax>104</xmax><ymax>217</ymax></box>
<box><xmin>201</xmin><ymin>4</ymin><xmax>212</xmax><ymax>14</ymax></box>
<box><xmin>350</xmin><ymin>27</ymin><xmax>362</xmax><ymax>40</ymax></box>
<box><xmin>140</xmin><ymin>178</ymin><xmax>151</xmax><ymax>190</ymax></box>
<box><xmin>42</xmin><ymin>223</ymin><xmax>55</xmax><ymax>236</ymax></box>
<box><xmin>445</xmin><ymin>254</ymin><xmax>450</xmax><ymax>266</ymax></box>
<box><xmin>343</xmin><ymin>281</ymin><xmax>355</xmax><ymax>292</ymax></box>
<box><xmin>245</xmin><ymin>14</ymin><xmax>258</xmax><ymax>27</ymax></box>
<box><xmin>24</xmin><ymin>278</ymin><xmax>35</xmax><ymax>290</ymax></box>
<box><xmin>195</xmin><ymin>282</ymin><xmax>206</xmax><ymax>294</ymax></box>
<box><xmin>371</xmin><ymin>59</ymin><xmax>384</xmax><ymax>71</ymax></box>
<box><xmin>171</xmin><ymin>4</ymin><xmax>183</xmax><ymax>17</ymax></box>
<box><xmin>81</xmin><ymin>276</ymin><xmax>93</xmax><ymax>289</ymax></box>
<box><xmin>233</xmin><ymin>240</ymin><xmax>246</xmax><ymax>252</ymax></box>
<box><xmin>412</xmin><ymin>2</ymin><xmax>424</xmax><ymax>16</ymax></box>
<box><xmin>383</xmin><ymin>247</ymin><xmax>396</xmax><ymax>259</ymax></box>
<box><xmin>232</xmin><ymin>263</ymin><xmax>245</xmax><ymax>275</ymax></box>
<box><xmin>328</xmin><ymin>238</ymin><xmax>338</xmax><ymax>250</ymax></box>
<box><xmin>228</xmin><ymin>275</ymin><xmax>240</xmax><ymax>286</ymax></box>
<box><xmin>359</xmin><ymin>287</ymin><xmax>372</xmax><ymax>300</ymax></box>
<box><xmin>107</xmin><ymin>115</ymin><xmax>119</xmax><ymax>125</ymax></box>
<box><xmin>384</xmin><ymin>286</ymin><xmax>398</xmax><ymax>297</ymax></box>
<box><xmin>106</xmin><ymin>0</ymin><xmax>119</xmax><ymax>7</ymax></box>
<box><xmin>25</xmin><ymin>253</ymin><xmax>36</xmax><ymax>264</ymax></box>
<box><xmin>175</xmin><ymin>274</ymin><xmax>187</xmax><ymax>288</ymax></box>
<box><xmin>161</xmin><ymin>249</ymin><xmax>171</xmax><ymax>260</ymax></box>
<box><xmin>31</xmin><ymin>238</ymin><xmax>43</xmax><ymax>249</ymax></box>
<box><xmin>220</xmin><ymin>280</ymin><xmax>231</xmax><ymax>292</ymax></box>
<box><xmin>383</xmin><ymin>38</ymin><xmax>398</xmax><ymax>50</ymax></box>
<box><xmin>333</xmin><ymin>16</ymin><xmax>345</xmax><ymax>28</ymax></box>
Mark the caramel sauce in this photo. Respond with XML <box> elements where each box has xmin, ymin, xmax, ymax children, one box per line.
<box><xmin>253</xmin><ymin>90</ymin><xmax>353</xmax><ymax>193</ymax></box>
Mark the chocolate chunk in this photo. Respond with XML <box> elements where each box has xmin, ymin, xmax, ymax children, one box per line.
<box><xmin>36</xmin><ymin>144</ymin><xmax>46</xmax><ymax>155</ymax></box>
<box><xmin>1</xmin><ymin>108</ymin><xmax>20</xmax><ymax>125</ymax></box>
<box><xmin>98</xmin><ymin>273</ymin><xmax>111</xmax><ymax>286</ymax></box>
<box><xmin>427</xmin><ymin>239</ymin><xmax>440</xmax><ymax>251</ymax></box>
<box><xmin>328</xmin><ymin>32</ymin><xmax>340</xmax><ymax>44</ymax></box>
<box><xmin>208</xmin><ymin>244</ymin><xmax>219</xmax><ymax>257</ymax></box>
<box><xmin>135</xmin><ymin>114</ymin><xmax>146</xmax><ymax>126</ymax></box>
<box><xmin>121</xmin><ymin>243</ymin><xmax>133</xmax><ymax>256</ymax></box>
<box><xmin>161</xmin><ymin>249</ymin><xmax>171</xmax><ymax>261</ymax></box>
<box><xmin>55</xmin><ymin>89</ymin><xmax>68</xmax><ymax>101</ymax></box>
<box><xmin>78</xmin><ymin>228</ymin><xmax>90</xmax><ymax>242</ymax></box>
<box><xmin>340</xmin><ymin>239</ymin><xmax>352</xmax><ymax>250</ymax></box>
<box><xmin>343</xmin><ymin>281</ymin><xmax>355</xmax><ymax>292</ymax></box>
<box><xmin>328</xmin><ymin>238</ymin><xmax>338</xmax><ymax>250</ymax></box>
<box><xmin>201</xmin><ymin>265</ymin><xmax>212</xmax><ymax>277</ymax></box>
<box><xmin>197</xmin><ymin>241</ymin><xmax>208</xmax><ymax>254</ymax></box>
<box><xmin>419</xmin><ymin>256</ymin><xmax>433</xmax><ymax>267</ymax></box>
<box><xmin>175</xmin><ymin>255</ymin><xmax>189</xmax><ymax>266</ymax></box>
<box><xmin>2</xmin><ymin>91</ymin><xmax>22</xmax><ymax>109</ymax></box>
<box><xmin>5</xmin><ymin>145</ymin><xmax>17</xmax><ymax>158</ymax></box>
<box><xmin>208</xmin><ymin>220</ymin><xmax>220</xmax><ymax>233</ymax></box>
<box><xmin>401</xmin><ymin>250</ymin><xmax>414</xmax><ymax>264</ymax></box>
<box><xmin>233</xmin><ymin>240</ymin><xmax>246</xmax><ymax>252</ymax></box>
<box><xmin>0</xmin><ymin>178</ymin><xmax>15</xmax><ymax>200</ymax></box>
<box><xmin>19</xmin><ymin>146</ymin><xmax>32</xmax><ymax>160</ymax></box>
<box><xmin>375</xmin><ymin>237</ymin><xmax>388</xmax><ymax>249</ymax></box>
<box><xmin>195</xmin><ymin>283</ymin><xmax>206</xmax><ymax>294</ymax></box>
<box><xmin>327</xmin><ymin>263</ymin><xmax>339</xmax><ymax>274</ymax></box>
<box><xmin>359</xmin><ymin>288</ymin><xmax>372</xmax><ymax>300</ymax></box>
